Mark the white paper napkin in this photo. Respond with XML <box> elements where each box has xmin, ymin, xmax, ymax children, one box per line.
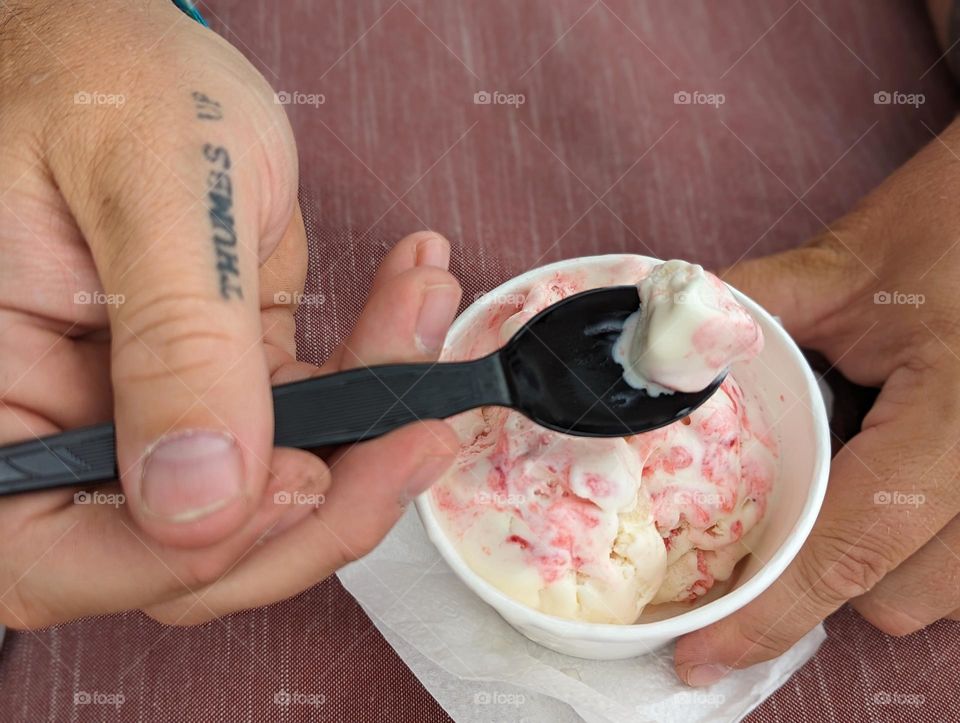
<box><xmin>338</xmin><ymin>509</ymin><xmax>825</xmax><ymax>723</ymax></box>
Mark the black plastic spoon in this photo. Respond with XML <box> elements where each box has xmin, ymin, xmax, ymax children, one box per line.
<box><xmin>0</xmin><ymin>285</ymin><xmax>724</xmax><ymax>495</ymax></box>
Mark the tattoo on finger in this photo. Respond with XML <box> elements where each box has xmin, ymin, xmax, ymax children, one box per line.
<box><xmin>203</xmin><ymin>143</ymin><xmax>242</xmax><ymax>300</ymax></box>
<box><xmin>191</xmin><ymin>91</ymin><xmax>223</xmax><ymax>121</ymax></box>
<box><xmin>192</xmin><ymin>90</ymin><xmax>241</xmax><ymax>300</ymax></box>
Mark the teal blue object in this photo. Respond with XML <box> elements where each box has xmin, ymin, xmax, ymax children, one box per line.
<box><xmin>172</xmin><ymin>0</ymin><xmax>208</xmax><ymax>27</ymax></box>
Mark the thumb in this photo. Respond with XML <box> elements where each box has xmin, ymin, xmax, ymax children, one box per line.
<box><xmin>66</xmin><ymin>136</ymin><xmax>287</xmax><ymax>548</ymax></box>
<box><xmin>718</xmin><ymin>237</ymin><xmax>855</xmax><ymax>346</ymax></box>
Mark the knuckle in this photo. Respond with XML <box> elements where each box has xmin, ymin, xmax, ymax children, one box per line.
<box><xmin>803</xmin><ymin>529</ymin><xmax>895</xmax><ymax>606</ymax></box>
<box><xmin>112</xmin><ymin>291</ymin><xmax>239</xmax><ymax>386</ymax></box>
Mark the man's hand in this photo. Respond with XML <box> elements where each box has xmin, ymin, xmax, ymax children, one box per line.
<box><xmin>0</xmin><ymin>0</ymin><xmax>459</xmax><ymax>626</ymax></box>
<box><xmin>674</xmin><ymin>117</ymin><xmax>960</xmax><ymax>685</ymax></box>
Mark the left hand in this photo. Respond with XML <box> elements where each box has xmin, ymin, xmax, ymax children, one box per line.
<box><xmin>674</xmin><ymin>118</ymin><xmax>960</xmax><ymax>685</ymax></box>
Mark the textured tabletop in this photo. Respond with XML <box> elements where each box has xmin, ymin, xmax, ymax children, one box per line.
<box><xmin>1</xmin><ymin>1</ymin><xmax>958</xmax><ymax>720</ymax></box>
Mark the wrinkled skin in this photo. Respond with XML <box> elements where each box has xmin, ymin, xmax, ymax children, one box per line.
<box><xmin>676</xmin><ymin>118</ymin><xmax>960</xmax><ymax>686</ymax></box>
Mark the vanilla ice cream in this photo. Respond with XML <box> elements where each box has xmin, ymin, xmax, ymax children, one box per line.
<box><xmin>433</xmin><ymin>257</ymin><xmax>778</xmax><ymax>624</ymax></box>
<box><xmin>613</xmin><ymin>260</ymin><xmax>763</xmax><ymax>396</ymax></box>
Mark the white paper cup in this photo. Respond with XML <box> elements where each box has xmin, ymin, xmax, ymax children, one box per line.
<box><xmin>416</xmin><ymin>254</ymin><xmax>830</xmax><ymax>660</ymax></box>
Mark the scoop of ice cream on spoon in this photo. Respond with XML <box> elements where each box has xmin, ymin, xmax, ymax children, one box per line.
<box><xmin>613</xmin><ymin>260</ymin><xmax>763</xmax><ymax>396</ymax></box>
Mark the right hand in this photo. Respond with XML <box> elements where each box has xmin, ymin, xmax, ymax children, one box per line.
<box><xmin>675</xmin><ymin>117</ymin><xmax>960</xmax><ymax>685</ymax></box>
<box><xmin>0</xmin><ymin>0</ymin><xmax>460</xmax><ymax>627</ymax></box>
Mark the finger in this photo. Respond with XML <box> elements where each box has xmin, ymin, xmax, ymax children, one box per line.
<box><xmin>371</xmin><ymin>231</ymin><xmax>451</xmax><ymax>291</ymax></box>
<box><xmin>851</xmin><ymin>513</ymin><xmax>960</xmax><ymax>636</ymax></box>
<box><xmin>259</xmin><ymin>204</ymin><xmax>309</xmax><ymax>363</ymax></box>
<box><xmin>337</xmin><ymin>264</ymin><xmax>461</xmax><ymax>367</ymax></box>
<box><xmin>268</xmin><ymin>231</ymin><xmax>458</xmax><ymax>385</ymax></box>
<box><xmin>718</xmin><ymin>235</ymin><xmax>858</xmax><ymax>346</ymax></box>
<box><xmin>144</xmin><ymin>420</ymin><xmax>457</xmax><ymax>624</ymax></box>
<box><xmin>52</xmin><ymin>120</ymin><xmax>294</xmax><ymax>548</ymax></box>
<box><xmin>0</xmin><ymin>447</ymin><xmax>331</xmax><ymax>627</ymax></box>
<box><xmin>273</xmin><ymin>240</ymin><xmax>460</xmax><ymax>385</ymax></box>
<box><xmin>333</xmin><ymin>232</ymin><xmax>458</xmax><ymax>369</ymax></box>
<box><xmin>271</xmin><ymin>263</ymin><xmax>460</xmax><ymax>383</ymax></box>
<box><xmin>675</xmin><ymin>374</ymin><xmax>959</xmax><ymax>685</ymax></box>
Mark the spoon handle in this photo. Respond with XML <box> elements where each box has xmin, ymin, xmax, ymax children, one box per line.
<box><xmin>0</xmin><ymin>354</ymin><xmax>510</xmax><ymax>496</ymax></box>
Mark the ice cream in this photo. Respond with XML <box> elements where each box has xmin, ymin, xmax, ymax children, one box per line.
<box><xmin>432</xmin><ymin>257</ymin><xmax>778</xmax><ymax>624</ymax></box>
<box><xmin>613</xmin><ymin>260</ymin><xmax>764</xmax><ymax>396</ymax></box>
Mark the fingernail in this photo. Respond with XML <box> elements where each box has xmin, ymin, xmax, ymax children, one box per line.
<box><xmin>405</xmin><ymin>455</ymin><xmax>454</xmax><ymax>497</ymax></box>
<box><xmin>683</xmin><ymin>663</ymin><xmax>731</xmax><ymax>687</ymax></box>
<box><xmin>415</xmin><ymin>235</ymin><xmax>449</xmax><ymax>269</ymax></box>
<box><xmin>141</xmin><ymin>430</ymin><xmax>245</xmax><ymax>522</ymax></box>
<box><xmin>416</xmin><ymin>285</ymin><xmax>459</xmax><ymax>355</ymax></box>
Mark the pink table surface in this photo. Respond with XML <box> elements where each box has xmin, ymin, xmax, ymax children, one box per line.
<box><xmin>2</xmin><ymin>1</ymin><xmax>959</xmax><ymax>720</ymax></box>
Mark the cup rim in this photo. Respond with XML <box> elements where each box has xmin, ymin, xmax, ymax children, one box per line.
<box><xmin>415</xmin><ymin>253</ymin><xmax>830</xmax><ymax>640</ymax></box>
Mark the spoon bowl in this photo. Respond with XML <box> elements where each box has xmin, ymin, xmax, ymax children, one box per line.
<box><xmin>502</xmin><ymin>285</ymin><xmax>724</xmax><ymax>436</ymax></box>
